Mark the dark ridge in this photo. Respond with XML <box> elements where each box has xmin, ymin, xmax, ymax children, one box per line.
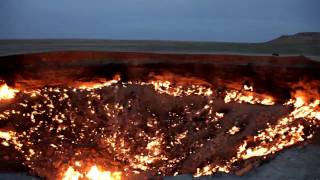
<box><xmin>267</xmin><ymin>32</ymin><xmax>320</xmax><ymax>44</ymax></box>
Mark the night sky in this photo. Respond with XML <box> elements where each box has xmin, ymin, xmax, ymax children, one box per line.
<box><xmin>1</xmin><ymin>0</ymin><xmax>319</xmax><ymax>42</ymax></box>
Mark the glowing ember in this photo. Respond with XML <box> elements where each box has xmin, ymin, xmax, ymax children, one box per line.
<box><xmin>228</xmin><ymin>126</ymin><xmax>240</xmax><ymax>135</ymax></box>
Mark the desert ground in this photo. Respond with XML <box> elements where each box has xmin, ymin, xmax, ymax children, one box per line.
<box><xmin>0</xmin><ymin>32</ymin><xmax>319</xmax><ymax>59</ymax></box>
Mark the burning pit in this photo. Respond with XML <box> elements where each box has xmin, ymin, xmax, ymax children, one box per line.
<box><xmin>0</xmin><ymin>51</ymin><xmax>319</xmax><ymax>180</ymax></box>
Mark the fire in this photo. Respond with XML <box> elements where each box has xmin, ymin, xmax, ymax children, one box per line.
<box><xmin>0</xmin><ymin>77</ymin><xmax>319</xmax><ymax>179</ymax></box>
<box><xmin>63</xmin><ymin>167</ymin><xmax>82</xmax><ymax>180</ymax></box>
<box><xmin>0</xmin><ymin>130</ymin><xmax>23</xmax><ymax>149</ymax></box>
<box><xmin>86</xmin><ymin>166</ymin><xmax>121</xmax><ymax>180</ymax></box>
<box><xmin>0</xmin><ymin>131</ymin><xmax>13</xmax><ymax>141</ymax></box>
<box><xmin>237</xmin><ymin>96</ymin><xmax>320</xmax><ymax>160</ymax></box>
<box><xmin>62</xmin><ymin>165</ymin><xmax>121</xmax><ymax>180</ymax></box>
<box><xmin>0</xmin><ymin>83</ymin><xmax>18</xmax><ymax>101</ymax></box>
<box><xmin>228</xmin><ymin>126</ymin><xmax>240</xmax><ymax>135</ymax></box>
<box><xmin>243</xmin><ymin>84</ymin><xmax>253</xmax><ymax>91</ymax></box>
<box><xmin>0</xmin><ymin>131</ymin><xmax>14</xmax><ymax>146</ymax></box>
<box><xmin>78</xmin><ymin>80</ymin><xmax>119</xmax><ymax>90</ymax></box>
<box><xmin>149</xmin><ymin>80</ymin><xmax>213</xmax><ymax>96</ymax></box>
<box><xmin>195</xmin><ymin>94</ymin><xmax>320</xmax><ymax>177</ymax></box>
<box><xmin>224</xmin><ymin>88</ymin><xmax>275</xmax><ymax>105</ymax></box>
<box><xmin>78</xmin><ymin>75</ymin><xmax>121</xmax><ymax>90</ymax></box>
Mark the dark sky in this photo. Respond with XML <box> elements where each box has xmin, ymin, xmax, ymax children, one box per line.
<box><xmin>1</xmin><ymin>0</ymin><xmax>319</xmax><ymax>42</ymax></box>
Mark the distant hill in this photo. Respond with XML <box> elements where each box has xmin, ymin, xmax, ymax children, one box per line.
<box><xmin>268</xmin><ymin>32</ymin><xmax>320</xmax><ymax>44</ymax></box>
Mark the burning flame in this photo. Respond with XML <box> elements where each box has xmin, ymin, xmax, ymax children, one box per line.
<box><xmin>224</xmin><ymin>85</ymin><xmax>275</xmax><ymax>105</ymax></box>
<box><xmin>0</xmin><ymin>131</ymin><xmax>14</xmax><ymax>146</ymax></box>
<box><xmin>62</xmin><ymin>165</ymin><xmax>121</xmax><ymax>180</ymax></box>
<box><xmin>0</xmin><ymin>83</ymin><xmax>18</xmax><ymax>101</ymax></box>
<box><xmin>63</xmin><ymin>167</ymin><xmax>82</xmax><ymax>180</ymax></box>
<box><xmin>78</xmin><ymin>75</ymin><xmax>121</xmax><ymax>90</ymax></box>
<box><xmin>0</xmin><ymin>130</ymin><xmax>23</xmax><ymax>149</ymax></box>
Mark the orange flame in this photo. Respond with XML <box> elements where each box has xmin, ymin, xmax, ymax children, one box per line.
<box><xmin>62</xmin><ymin>167</ymin><xmax>82</xmax><ymax>180</ymax></box>
<box><xmin>77</xmin><ymin>75</ymin><xmax>121</xmax><ymax>90</ymax></box>
<box><xmin>0</xmin><ymin>83</ymin><xmax>18</xmax><ymax>101</ymax></box>
<box><xmin>224</xmin><ymin>85</ymin><xmax>275</xmax><ymax>105</ymax></box>
<box><xmin>62</xmin><ymin>165</ymin><xmax>121</xmax><ymax>180</ymax></box>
